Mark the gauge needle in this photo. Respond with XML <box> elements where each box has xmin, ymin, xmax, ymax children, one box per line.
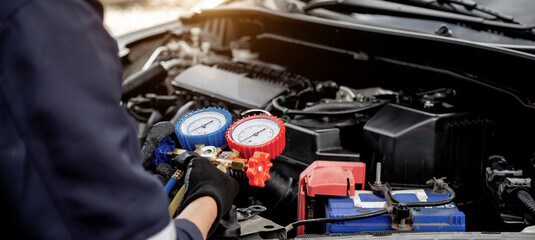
<box><xmin>242</xmin><ymin>128</ymin><xmax>266</xmax><ymax>142</ymax></box>
<box><xmin>191</xmin><ymin>120</ymin><xmax>214</xmax><ymax>132</ymax></box>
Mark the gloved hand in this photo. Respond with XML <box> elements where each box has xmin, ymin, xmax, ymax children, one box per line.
<box><xmin>176</xmin><ymin>155</ymin><xmax>240</xmax><ymax>237</ymax></box>
<box><xmin>140</xmin><ymin>121</ymin><xmax>176</xmax><ymax>170</ymax></box>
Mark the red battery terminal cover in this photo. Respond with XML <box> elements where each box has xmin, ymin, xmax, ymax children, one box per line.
<box><xmin>297</xmin><ymin>161</ymin><xmax>366</xmax><ymax>236</ymax></box>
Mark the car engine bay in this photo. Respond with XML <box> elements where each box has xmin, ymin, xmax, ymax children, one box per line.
<box><xmin>118</xmin><ymin>6</ymin><xmax>535</xmax><ymax>239</ymax></box>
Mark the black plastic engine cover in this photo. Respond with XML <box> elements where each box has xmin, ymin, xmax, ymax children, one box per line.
<box><xmin>171</xmin><ymin>64</ymin><xmax>287</xmax><ymax>109</ymax></box>
<box><xmin>282</xmin><ymin>122</ymin><xmax>360</xmax><ymax>165</ymax></box>
<box><xmin>363</xmin><ymin>104</ymin><xmax>487</xmax><ymax>186</ymax></box>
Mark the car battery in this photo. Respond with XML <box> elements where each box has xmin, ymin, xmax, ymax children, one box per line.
<box><xmin>325</xmin><ymin>189</ymin><xmax>465</xmax><ymax>233</ymax></box>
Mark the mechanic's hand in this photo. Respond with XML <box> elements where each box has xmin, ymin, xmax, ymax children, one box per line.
<box><xmin>176</xmin><ymin>156</ymin><xmax>240</xmax><ymax>237</ymax></box>
<box><xmin>140</xmin><ymin>121</ymin><xmax>175</xmax><ymax>169</ymax></box>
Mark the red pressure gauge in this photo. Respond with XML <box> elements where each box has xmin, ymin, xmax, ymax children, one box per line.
<box><xmin>225</xmin><ymin>114</ymin><xmax>285</xmax><ymax>159</ymax></box>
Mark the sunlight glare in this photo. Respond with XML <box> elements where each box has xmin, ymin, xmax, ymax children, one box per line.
<box><xmin>192</xmin><ymin>0</ymin><xmax>227</xmax><ymax>13</ymax></box>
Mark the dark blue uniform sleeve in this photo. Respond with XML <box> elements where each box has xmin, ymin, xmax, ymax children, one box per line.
<box><xmin>175</xmin><ymin>219</ymin><xmax>204</xmax><ymax>240</ymax></box>
<box><xmin>0</xmin><ymin>0</ymin><xmax>200</xmax><ymax>239</ymax></box>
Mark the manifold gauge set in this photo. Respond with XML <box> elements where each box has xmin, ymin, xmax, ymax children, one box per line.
<box><xmin>163</xmin><ymin>107</ymin><xmax>286</xmax><ymax>188</ymax></box>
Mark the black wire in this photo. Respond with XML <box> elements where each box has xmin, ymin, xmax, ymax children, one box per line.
<box><xmin>297</xmin><ymin>230</ymin><xmax>413</xmax><ymax>238</ymax></box>
<box><xmin>290</xmin><ymin>209</ymin><xmax>388</xmax><ymax>227</ymax></box>
<box><xmin>388</xmin><ymin>185</ymin><xmax>456</xmax><ymax>207</ymax></box>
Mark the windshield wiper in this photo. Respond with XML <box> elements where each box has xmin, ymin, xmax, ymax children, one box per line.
<box><xmin>384</xmin><ymin>0</ymin><xmax>523</xmax><ymax>25</ymax></box>
<box><xmin>304</xmin><ymin>0</ymin><xmax>535</xmax><ymax>32</ymax></box>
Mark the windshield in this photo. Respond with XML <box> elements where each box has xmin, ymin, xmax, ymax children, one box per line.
<box><xmin>300</xmin><ymin>0</ymin><xmax>535</xmax><ymax>46</ymax></box>
<box><xmin>477</xmin><ymin>0</ymin><xmax>535</xmax><ymax>25</ymax></box>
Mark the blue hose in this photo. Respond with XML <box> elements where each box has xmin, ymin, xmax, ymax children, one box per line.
<box><xmin>164</xmin><ymin>178</ymin><xmax>178</xmax><ymax>195</ymax></box>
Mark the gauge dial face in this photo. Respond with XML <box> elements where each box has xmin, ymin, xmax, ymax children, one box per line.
<box><xmin>231</xmin><ymin>117</ymin><xmax>281</xmax><ymax>146</ymax></box>
<box><xmin>179</xmin><ymin>111</ymin><xmax>227</xmax><ymax>135</ymax></box>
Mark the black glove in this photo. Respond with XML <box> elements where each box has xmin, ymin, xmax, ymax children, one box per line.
<box><xmin>176</xmin><ymin>156</ymin><xmax>240</xmax><ymax>237</ymax></box>
<box><xmin>140</xmin><ymin>121</ymin><xmax>176</xmax><ymax>170</ymax></box>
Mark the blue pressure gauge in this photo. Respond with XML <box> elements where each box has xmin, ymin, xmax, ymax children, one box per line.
<box><xmin>175</xmin><ymin>107</ymin><xmax>233</xmax><ymax>151</ymax></box>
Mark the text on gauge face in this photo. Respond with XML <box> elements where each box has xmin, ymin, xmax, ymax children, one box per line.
<box><xmin>180</xmin><ymin>111</ymin><xmax>228</xmax><ymax>135</ymax></box>
<box><xmin>231</xmin><ymin>118</ymin><xmax>281</xmax><ymax>146</ymax></box>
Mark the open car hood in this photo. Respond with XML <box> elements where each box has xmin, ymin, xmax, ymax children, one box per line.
<box><xmin>118</xmin><ymin>2</ymin><xmax>535</xmax><ymax>239</ymax></box>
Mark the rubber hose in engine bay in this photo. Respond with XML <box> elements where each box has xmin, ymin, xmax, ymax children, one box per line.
<box><xmin>271</xmin><ymin>96</ymin><xmax>387</xmax><ymax>116</ymax></box>
<box><xmin>517</xmin><ymin>190</ymin><xmax>535</xmax><ymax>218</ymax></box>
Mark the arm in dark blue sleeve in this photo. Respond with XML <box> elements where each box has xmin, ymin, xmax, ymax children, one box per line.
<box><xmin>0</xmin><ymin>0</ymin><xmax>201</xmax><ymax>239</ymax></box>
<box><xmin>175</xmin><ymin>219</ymin><xmax>204</xmax><ymax>240</ymax></box>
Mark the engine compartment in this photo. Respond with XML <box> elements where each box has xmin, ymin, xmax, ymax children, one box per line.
<box><xmin>119</xmin><ymin>8</ymin><xmax>535</xmax><ymax>238</ymax></box>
